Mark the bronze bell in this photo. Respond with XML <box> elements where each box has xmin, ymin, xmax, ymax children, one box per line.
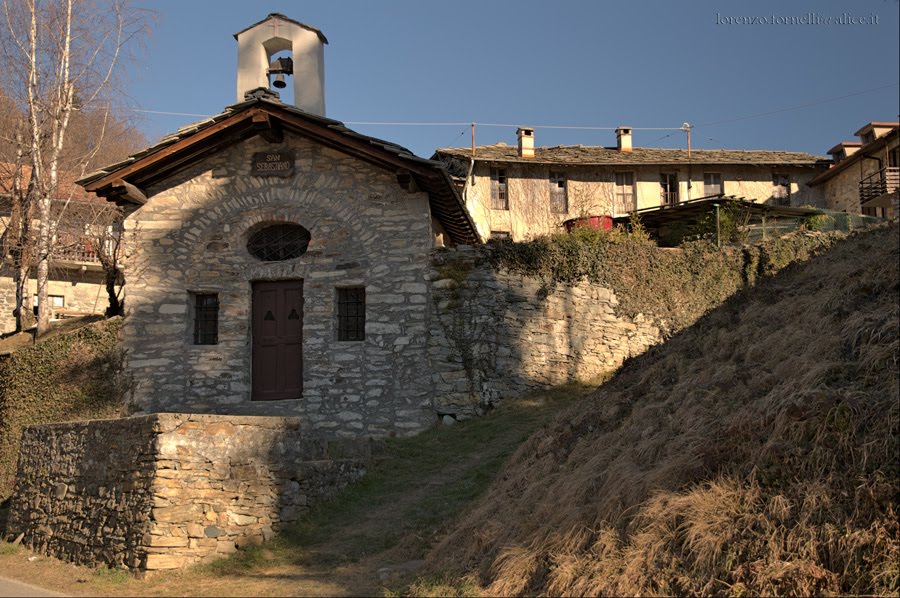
<box><xmin>267</xmin><ymin>56</ymin><xmax>294</xmax><ymax>90</ymax></box>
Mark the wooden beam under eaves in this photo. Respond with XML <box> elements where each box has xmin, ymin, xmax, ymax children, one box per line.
<box><xmin>111</xmin><ymin>179</ymin><xmax>147</xmax><ymax>204</ymax></box>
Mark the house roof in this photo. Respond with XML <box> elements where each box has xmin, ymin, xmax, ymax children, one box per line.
<box><xmin>433</xmin><ymin>145</ymin><xmax>827</xmax><ymax>167</ymax></box>
<box><xmin>854</xmin><ymin>121</ymin><xmax>899</xmax><ymax>137</ymax></box>
<box><xmin>233</xmin><ymin>13</ymin><xmax>328</xmax><ymax>44</ymax></box>
<box><xmin>809</xmin><ymin>125</ymin><xmax>899</xmax><ymax>187</ymax></box>
<box><xmin>827</xmin><ymin>141</ymin><xmax>861</xmax><ymax>154</ymax></box>
<box><xmin>77</xmin><ymin>92</ymin><xmax>479</xmax><ymax>245</ymax></box>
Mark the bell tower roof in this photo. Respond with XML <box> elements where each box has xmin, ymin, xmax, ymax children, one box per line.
<box><xmin>233</xmin><ymin>13</ymin><xmax>328</xmax><ymax>44</ymax></box>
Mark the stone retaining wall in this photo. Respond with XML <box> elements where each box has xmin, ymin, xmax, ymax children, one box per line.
<box><xmin>429</xmin><ymin>248</ymin><xmax>662</xmax><ymax>418</ymax></box>
<box><xmin>6</xmin><ymin>413</ymin><xmax>369</xmax><ymax>571</ymax></box>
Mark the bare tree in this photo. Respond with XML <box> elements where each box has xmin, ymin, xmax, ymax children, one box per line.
<box><xmin>0</xmin><ymin>0</ymin><xmax>150</xmax><ymax>335</ymax></box>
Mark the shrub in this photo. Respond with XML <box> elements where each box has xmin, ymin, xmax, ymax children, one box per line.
<box><xmin>0</xmin><ymin>318</ymin><xmax>128</xmax><ymax>501</ymax></box>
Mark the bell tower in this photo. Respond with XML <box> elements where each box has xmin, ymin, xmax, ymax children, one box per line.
<box><xmin>234</xmin><ymin>13</ymin><xmax>327</xmax><ymax>116</ymax></box>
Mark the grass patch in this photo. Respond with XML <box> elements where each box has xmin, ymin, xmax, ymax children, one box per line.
<box><xmin>92</xmin><ymin>566</ymin><xmax>131</xmax><ymax>585</ymax></box>
<box><xmin>0</xmin><ymin>541</ymin><xmax>19</xmax><ymax>556</ymax></box>
<box><xmin>198</xmin><ymin>545</ymin><xmax>270</xmax><ymax>576</ymax></box>
<box><xmin>394</xmin><ymin>576</ymin><xmax>483</xmax><ymax>597</ymax></box>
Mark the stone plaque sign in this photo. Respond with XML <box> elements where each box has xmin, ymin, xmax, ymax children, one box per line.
<box><xmin>251</xmin><ymin>151</ymin><xmax>295</xmax><ymax>176</ymax></box>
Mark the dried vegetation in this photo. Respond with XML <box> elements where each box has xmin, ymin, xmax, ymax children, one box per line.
<box><xmin>428</xmin><ymin>224</ymin><xmax>899</xmax><ymax>596</ymax></box>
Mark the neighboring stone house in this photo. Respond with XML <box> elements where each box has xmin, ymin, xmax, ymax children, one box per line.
<box><xmin>77</xmin><ymin>14</ymin><xmax>479</xmax><ymax>437</ymax></box>
<box><xmin>808</xmin><ymin>121</ymin><xmax>899</xmax><ymax>218</ymax></box>
<box><xmin>434</xmin><ymin>127</ymin><xmax>829</xmax><ymax>241</ymax></box>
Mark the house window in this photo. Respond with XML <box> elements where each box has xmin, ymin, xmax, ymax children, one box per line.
<box><xmin>614</xmin><ymin>172</ymin><xmax>635</xmax><ymax>214</ymax></box>
<box><xmin>861</xmin><ymin>132</ymin><xmax>875</xmax><ymax>145</ymax></box>
<box><xmin>888</xmin><ymin>146</ymin><xmax>899</xmax><ymax>168</ymax></box>
<box><xmin>192</xmin><ymin>293</ymin><xmax>219</xmax><ymax>345</ymax></box>
<box><xmin>490</xmin><ymin>168</ymin><xmax>508</xmax><ymax>210</ymax></box>
<box><xmin>337</xmin><ymin>287</ymin><xmax>365</xmax><ymax>341</ymax></box>
<box><xmin>773</xmin><ymin>174</ymin><xmax>791</xmax><ymax>206</ymax></box>
<box><xmin>550</xmin><ymin>172</ymin><xmax>568</xmax><ymax>213</ymax></box>
<box><xmin>660</xmin><ymin>173</ymin><xmax>679</xmax><ymax>206</ymax></box>
<box><xmin>32</xmin><ymin>294</ymin><xmax>65</xmax><ymax>317</ymax></box>
<box><xmin>703</xmin><ymin>173</ymin><xmax>723</xmax><ymax>196</ymax></box>
<box><xmin>489</xmin><ymin>230</ymin><xmax>511</xmax><ymax>242</ymax></box>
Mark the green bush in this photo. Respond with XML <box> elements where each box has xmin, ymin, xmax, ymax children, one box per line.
<box><xmin>0</xmin><ymin>317</ymin><xmax>127</xmax><ymax>501</ymax></box>
<box><xmin>486</xmin><ymin>226</ymin><xmax>844</xmax><ymax>334</ymax></box>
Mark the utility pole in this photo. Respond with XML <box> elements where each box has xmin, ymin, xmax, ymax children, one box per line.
<box><xmin>683</xmin><ymin>122</ymin><xmax>692</xmax><ymax>201</ymax></box>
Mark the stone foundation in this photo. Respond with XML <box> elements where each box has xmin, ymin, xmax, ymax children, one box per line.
<box><xmin>6</xmin><ymin>413</ymin><xmax>369</xmax><ymax>570</ymax></box>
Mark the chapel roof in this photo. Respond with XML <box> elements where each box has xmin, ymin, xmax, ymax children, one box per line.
<box><xmin>77</xmin><ymin>93</ymin><xmax>479</xmax><ymax>245</ymax></box>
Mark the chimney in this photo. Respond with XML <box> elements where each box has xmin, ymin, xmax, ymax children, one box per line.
<box><xmin>616</xmin><ymin>126</ymin><xmax>633</xmax><ymax>152</ymax></box>
<box><xmin>517</xmin><ymin>127</ymin><xmax>534</xmax><ymax>158</ymax></box>
<box><xmin>234</xmin><ymin>14</ymin><xmax>328</xmax><ymax>116</ymax></box>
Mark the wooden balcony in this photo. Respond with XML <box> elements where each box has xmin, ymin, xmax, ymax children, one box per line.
<box><xmin>53</xmin><ymin>235</ymin><xmax>100</xmax><ymax>263</ymax></box>
<box><xmin>859</xmin><ymin>167</ymin><xmax>899</xmax><ymax>206</ymax></box>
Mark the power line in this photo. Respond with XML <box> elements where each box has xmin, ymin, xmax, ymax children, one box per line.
<box><xmin>128</xmin><ymin>81</ymin><xmax>899</xmax><ymax>134</ymax></box>
<box><xmin>131</xmin><ymin>109</ymin><xmax>212</xmax><ymax>117</ymax></box>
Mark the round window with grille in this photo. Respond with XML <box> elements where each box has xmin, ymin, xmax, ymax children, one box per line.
<box><xmin>246</xmin><ymin>224</ymin><xmax>311</xmax><ymax>261</ymax></box>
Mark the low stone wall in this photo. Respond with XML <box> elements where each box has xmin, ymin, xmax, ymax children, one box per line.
<box><xmin>6</xmin><ymin>413</ymin><xmax>369</xmax><ymax>571</ymax></box>
<box><xmin>429</xmin><ymin>249</ymin><xmax>662</xmax><ymax>418</ymax></box>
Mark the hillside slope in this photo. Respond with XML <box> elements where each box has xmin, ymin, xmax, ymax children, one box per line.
<box><xmin>429</xmin><ymin>225</ymin><xmax>899</xmax><ymax>596</ymax></box>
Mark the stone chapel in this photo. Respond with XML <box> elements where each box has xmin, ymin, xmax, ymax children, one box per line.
<box><xmin>77</xmin><ymin>14</ymin><xmax>479</xmax><ymax>436</ymax></box>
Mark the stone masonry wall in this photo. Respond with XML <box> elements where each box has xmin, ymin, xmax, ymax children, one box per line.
<box><xmin>122</xmin><ymin>132</ymin><xmax>436</xmax><ymax>436</ymax></box>
<box><xmin>428</xmin><ymin>247</ymin><xmax>662</xmax><ymax>418</ymax></box>
<box><xmin>5</xmin><ymin>416</ymin><xmax>158</xmax><ymax>569</ymax></box>
<box><xmin>6</xmin><ymin>413</ymin><xmax>369</xmax><ymax>571</ymax></box>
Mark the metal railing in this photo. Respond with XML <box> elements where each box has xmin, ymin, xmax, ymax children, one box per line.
<box><xmin>859</xmin><ymin>166</ymin><xmax>899</xmax><ymax>205</ymax></box>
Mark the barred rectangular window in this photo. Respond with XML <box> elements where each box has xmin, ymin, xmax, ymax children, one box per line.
<box><xmin>337</xmin><ymin>287</ymin><xmax>365</xmax><ymax>341</ymax></box>
<box><xmin>490</xmin><ymin>168</ymin><xmax>508</xmax><ymax>210</ymax></box>
<box><xmin>550</xmin><ymin>172</ymin><xmax>568</xmax><ymax>213</ymax></box>
<box><xmin>193</xmin><ymin>293</ymin><xmax>219</xmax><ymax>345</ymax></box>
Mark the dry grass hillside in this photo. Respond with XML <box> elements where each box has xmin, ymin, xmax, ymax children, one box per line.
<box><xmin>428</xmin><ymin>224</ymin><xmax>899</xmax><ymax>596</ymax></box>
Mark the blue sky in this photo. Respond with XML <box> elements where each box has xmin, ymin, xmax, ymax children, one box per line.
<box><xmin>129</xmin><ymin>0</ymin><xmax>899</xmax><ymax>158</ymax></box>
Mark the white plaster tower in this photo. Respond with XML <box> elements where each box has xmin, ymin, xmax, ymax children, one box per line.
<box><xmin>234</xmin><ymin>13</ymin><xmax>327</xmax><ymax>116</ymax></box>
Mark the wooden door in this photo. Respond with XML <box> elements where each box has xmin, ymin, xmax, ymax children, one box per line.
<box><xmin>252</xmin><ymin>280</ymin><xmax>304</xmax><ymax>401</ymax></box>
